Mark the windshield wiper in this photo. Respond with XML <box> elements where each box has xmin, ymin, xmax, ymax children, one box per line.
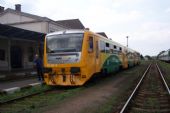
<box><xmin>62</xmin><ymin>48</ymin><xmax>77</xmax><ymax>52</ymax></box>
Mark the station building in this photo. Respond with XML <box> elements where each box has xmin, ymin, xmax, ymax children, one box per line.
<box><xmin>0</xmin><ymin>4</ymin><xmax>85</xmax><ymax>74</ymax></box>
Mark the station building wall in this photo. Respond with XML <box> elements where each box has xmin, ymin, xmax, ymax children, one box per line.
<box><xmin>0</xmin><ymin>36</ymin><xmax>39</xmax><ymax>71</ymax></box>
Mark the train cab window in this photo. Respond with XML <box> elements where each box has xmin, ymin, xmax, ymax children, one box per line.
<box><xmin>88</xmin><ymin>36</ymin><xmax>93</xmax><ymax>52</ymax></box>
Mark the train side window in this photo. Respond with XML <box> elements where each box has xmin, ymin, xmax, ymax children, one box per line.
<box><xmin>88</xmin><ymin>36</ymin><xmax>93</xmax><ymax>52</ymax></box>
<box><xmin>120</xmin><ymin>47</ymin><xmax>122</xmax><ymax>51</ymax></box>
<box><xmin>99</xmin><ymin>41</ymin><xmax>105</xmax><ymax>52</ymax></box>
<box><xmin>106</xmin><ymin>43</ymin><xmax>109</xmax><ymax>47</ymax></box>
<box><xmin>114</xmin><ymin>45</ymin><xmax>117</xmax><ymax>49</ymax></box>
<box><xmin>105</xmin><ymin>43</ymin><xmax>110</xmax><ymax>53</ymax></box>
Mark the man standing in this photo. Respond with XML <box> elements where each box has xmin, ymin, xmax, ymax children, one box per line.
<box><xmin>34</xmin><ymin>54</ymin><xmax>44</xmax><ymax>81</ymax></box>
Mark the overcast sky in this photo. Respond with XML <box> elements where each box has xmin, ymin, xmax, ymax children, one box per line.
<box><xmin>1</xmin><ymin>0</ymin><xmax>170</xmax><ymax>56</ymax></box>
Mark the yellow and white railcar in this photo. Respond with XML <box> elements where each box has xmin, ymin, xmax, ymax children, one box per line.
<box><xmin>43</xmin><ymin>29</ymin><xmax>140</xmax><ymax>86</ymax></box>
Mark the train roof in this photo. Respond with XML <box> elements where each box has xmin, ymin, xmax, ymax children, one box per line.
<box><xmin>159</xmin><ymin>49</ymin><xmax>170</xmax><ymax>56</ymax></box>
<box><xmin>46</xmin><ymin>29</ymin><xmax>85</xmax><ymax>36</ymax></box>
<box><xmin>46</xmin><ymin>29</ymin><xmax>139</xmax><ymax>54</ymax></box>
<box><xmin>93</xmin><ymin>32</ymin><xmax>137</xmax><ymax>52</ymax></box>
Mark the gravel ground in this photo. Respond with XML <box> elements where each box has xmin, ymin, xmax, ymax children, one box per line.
<box><xmin>41</xmin><ymin>61</ymin><xmax>149</xmax><ymax>113</ymax></box>
<box><xmin>158</xmin><ymin>61</ymin><xmax>170</xmax><ymax>84</ymax></box>
<box><xmin>45</xmin><ymin>76</ymin><xmax>127</xmax><ymax>113</ymax></box>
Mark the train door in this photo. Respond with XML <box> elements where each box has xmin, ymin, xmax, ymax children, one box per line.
<box><xmin>95</xmin><ymin>37</ymin><xmax>100</xmax><ymax>72</ymax></box>
<box><xmin>87</xmin><ymin>35</ymin><xmax>96</xmax><ymax>73</ymax></box>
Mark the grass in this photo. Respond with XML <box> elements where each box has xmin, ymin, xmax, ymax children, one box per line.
<box><xmin>0</xmin><ymin>85</ymin><xmax>52</xmax><ymax>102</ymax></box>
<box><xmin>158</xmin><ymin>61</ymin><xmax>170</xmax><ymax>84</ymax></box>
<box><xmin>21</xmin><ymin>87</ymin><xmax>83</xmax><ymax>113</ymax></box>
<box><xmin>0</xmin><ymin>87</ymin><xmax>83</xmax><ymax>113</ymax></box>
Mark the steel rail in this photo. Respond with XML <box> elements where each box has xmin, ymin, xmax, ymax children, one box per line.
<box><xmin>0</xmin><ymin>88</ymin><xmax>53</xmax><ymax>105</ymax></box>
<box><xmin>119</xmin><ymin>64</ymin><xmax>152</xmax><ymax>113</ymax></box>
<box><xmin>156</xmin><ymin>63</ymin><xmax>170</xmax><ymax>95</ymax></box>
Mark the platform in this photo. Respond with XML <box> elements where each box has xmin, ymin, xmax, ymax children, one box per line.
<box><xmin>0</xmin><ymin>78</ymin><xmax>43</xmax><ymax>93</ymax></box>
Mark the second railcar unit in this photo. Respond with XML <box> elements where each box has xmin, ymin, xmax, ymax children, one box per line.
<box><xmin>158</xmin><ymin>49</ymin><xmax>170</xmax><ymax>62</ymax></box>
<box><xmin>43</xmin><ymin>29</ymin><xmax>140</xmax><ymax>86</ymax></box>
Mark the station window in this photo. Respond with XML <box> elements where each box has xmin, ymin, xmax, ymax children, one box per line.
<box><xmin>0</xmin><ymin>49</ymin><xmax>5</xmax><ymax>61</ymax></box>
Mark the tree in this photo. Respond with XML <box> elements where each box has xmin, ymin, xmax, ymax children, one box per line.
<box><xmin>145</xmin><ymin>55</ymin><xmax>152</xmax><ymax>60</ymax></box>
<box><xmin>140</xmin><ymin>54</ymin><xmax>144</xmax><ymax>59</ymax></box>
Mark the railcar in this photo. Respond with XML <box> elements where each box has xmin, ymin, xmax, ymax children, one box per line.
<box><xmin>43</xmin><ymin>29</ymin><xmax>140</xmax><ymax>86</ymax></box>
<box><xmin>158</xmin><ymin>49</ymin><xmax>170</xmax><ymax>62</ymax></box>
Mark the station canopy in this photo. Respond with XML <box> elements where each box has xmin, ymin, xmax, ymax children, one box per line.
<box><xmin>0</xmin><ymin>23</ymin><xmax>45</xmax><ymax>41</ymax></box>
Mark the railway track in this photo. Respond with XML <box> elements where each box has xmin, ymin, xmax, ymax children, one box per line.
<box><xmin>0</xmin><ymin>87</ymin><xmax>66</xmax><ymax>113</ymax></box>
<box><xmin>120</xmin><ymin>63</ymin><xmax>170</xmax><ymax>113</ymax></box>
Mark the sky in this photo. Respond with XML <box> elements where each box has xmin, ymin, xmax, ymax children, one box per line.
<box><xmin>0</xmin><ymin>0</ymin><xmax>170</xmax><ymax>56</ymax></box>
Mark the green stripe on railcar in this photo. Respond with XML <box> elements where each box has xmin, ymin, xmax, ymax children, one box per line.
<box><xmin>102</xmin><ymin>55</ymin><xmax>121</xmax><ymax>74</ymax></box>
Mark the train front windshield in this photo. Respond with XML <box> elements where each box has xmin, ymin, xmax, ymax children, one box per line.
<box><xmin>46</xmin><ymin>33</ymin><xmax>84</xmax><ymax>53</ymax></box>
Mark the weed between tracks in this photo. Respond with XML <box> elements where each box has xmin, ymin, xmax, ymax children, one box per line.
<box><xmin>158</xmin><ymin>61</ymin><xmax>170</xmax><ymax>86</ymax></box>
<box><xmin>144</xmin><ymin>98</ymin><xmax>159</xmax><ymax>108</ymax></box>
